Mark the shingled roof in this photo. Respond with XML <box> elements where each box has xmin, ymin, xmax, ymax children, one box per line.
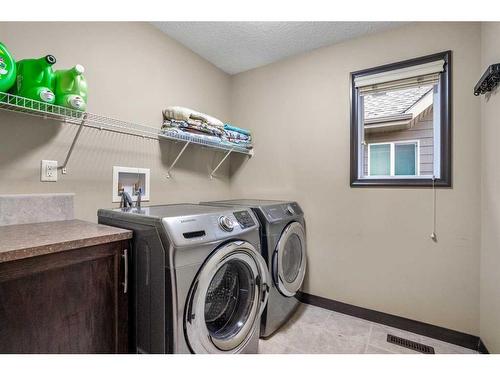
<box><xmin>364</xmin><ymin>85</ymin><xmax>433</xmax><ymax>120</ymax></box>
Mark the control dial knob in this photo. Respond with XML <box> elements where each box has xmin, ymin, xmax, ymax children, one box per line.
<box><xmin>286</xmin><ymin>205</ymin><xmax>295</xmax><ymax>215</ymax></box>
<box><xmin>218</xmin><ymin>215</ymin><xmax>235</xmax><ymax>232</ymax></box>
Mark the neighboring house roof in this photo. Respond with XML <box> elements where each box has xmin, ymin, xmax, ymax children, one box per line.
<box><xmin>363</xmin><ymin>85</ymin><xmax>434</xmax><ymax>134</ymax></box>
<box><xmin>364</xmin><ymin>85</ymin><xmax>433</xmax><ymax>120</ymax></box>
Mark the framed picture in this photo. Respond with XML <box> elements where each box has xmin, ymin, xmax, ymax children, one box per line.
<box><xmin>112</xmin><ymin>166</ymin><xmax>150</xmax><ymax>203</ymax></box>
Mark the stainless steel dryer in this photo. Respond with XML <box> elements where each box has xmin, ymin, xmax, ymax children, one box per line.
<box><xmin>98</xmin><ymin>204</ymin><xmax>269</xmax><ymax>354</ymax></box>
<box><xmin>201</xmin><ymin>199</ymin><xmax>307</xmax><ymax>338</ymax></box>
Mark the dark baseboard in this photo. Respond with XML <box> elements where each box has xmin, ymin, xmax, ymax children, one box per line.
<box><xmin>478</xmin><ymin>339</ymin><xmax>490</xmax><ymax>354</ymax></box>
<box><xmin>298</xmin><ymin>292</ymin><xmax>488</xmax><ymax>354</ymax></box>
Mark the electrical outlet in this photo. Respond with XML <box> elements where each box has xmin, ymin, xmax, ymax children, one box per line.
<box><xmin>41</xmin><ymin>160</ymin><xmax>58</xmax><ymax>182</ymax></box>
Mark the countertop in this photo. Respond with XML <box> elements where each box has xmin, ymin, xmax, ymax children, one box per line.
<box><xmin>0</xmin><ymin>219</ymin><xmax>132</xmax><ymax>263</ymax></box>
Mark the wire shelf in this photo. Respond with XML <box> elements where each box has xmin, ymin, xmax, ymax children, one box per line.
<box><xmin>0</xmin><ymin>92</ymin><xmax>252</xmax><ymax>156</ymax></box>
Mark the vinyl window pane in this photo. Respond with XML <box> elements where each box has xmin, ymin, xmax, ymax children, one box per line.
<box><xmin>395</xmin><ymin>143</ymin><xmax>416</xmax><ymax>175</ymax></box>
<box><xmin>370</xmin><ymin>144</ymin><xmax>391</xmax><ymax>176</ymax></box>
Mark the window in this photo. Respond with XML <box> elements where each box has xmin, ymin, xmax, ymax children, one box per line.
<box><xmin>368</xmin><ymin>141</ymin><xmax>419</xmax><ymax>177</ymax></box>
<box><xmin>350</xmin><ymin>51</ymin><xmax>452</xmax><ymax>187</ymax></box>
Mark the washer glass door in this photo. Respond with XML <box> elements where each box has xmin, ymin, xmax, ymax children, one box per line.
<box><xmin>273</xmin><ymin>222</ymin><xmax>307</xmax><ymax>297</ymax></box>
<box><xmin>185</xmin><ymin>241</ymin><xmax>269</xmax><ymax>354</ymax></box>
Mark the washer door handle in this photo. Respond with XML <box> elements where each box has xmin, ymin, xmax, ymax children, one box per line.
<box><xmin>256</xmin><ymin>275</ymin><xmax>270</xmax><ymax>316</ymax></box>
<box><xmin>186</xmin><ymin>281</ymin><xmax>198</xmax><ymax>324</ymax></box>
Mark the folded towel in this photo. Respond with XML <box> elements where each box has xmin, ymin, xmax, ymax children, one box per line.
<box><xmin>223</xmin><ymin>129</ymin><xmax>251</xmax><ymax>142</ymax></box>
<box><xmin>163</xmin><ymin>106</ymin><xmax>224</xmax><ymax>128</ymax></box>
<box><xmin>163</xmin><ymin>106</ymin><xmax>192</xmax><ymax>122</ymax></box>
<box><xmin>161</xmin><ymin>118</ymin><xmax>253</xmax><ymax>150</ymax></box>
<box><xmin>221</xmin><ymin>139</ymin><xmax>253</xmax><ymax>150</ymax></box>
<box><xmin>162</xmin><ymin>126</ymin><xmax>223</xmax><ymax>144</ymax></box>
<box><xmin>162</xmin><ymin>119</ymin><xmax>224</xmax><ymax>137</ymax></box>
<box><xmin>224</xmin><ymin>123</ymin><xmax>251</xmax><ymax>136</ymax></box>
<box><xmin>190</xmin><ymin>111</ymin><xmax>224</xmax><ymax>128</ymax></box>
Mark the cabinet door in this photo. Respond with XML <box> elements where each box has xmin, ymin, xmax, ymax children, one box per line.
<box><xmin>0</xmin><ymin>241</ymin><xmax>129</xmax><ymax>353</ymax></box>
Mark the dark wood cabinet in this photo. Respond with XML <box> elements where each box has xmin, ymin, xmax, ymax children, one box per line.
<box><xmin>0</xmin><ymin>240</ymin><xmax>129</xmax><ymax>353</ymax></box>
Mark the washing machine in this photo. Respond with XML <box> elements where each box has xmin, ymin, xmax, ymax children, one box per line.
<box><xmin>97</xmin><ymin>204</ymin><xmax>269</xmax><ymax>354</ymax></box>
<box><xmin>201</xmin><ymin>199</ymin><xmax>307</xmax><ymax>338</ymax></box>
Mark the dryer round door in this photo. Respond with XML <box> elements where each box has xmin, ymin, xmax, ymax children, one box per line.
<box><xmin>273</xmin><ymin>222</ymin><xmax>307</xmax><ymax>297</ymax></box>
<box><xmin>184</xmin><ymin>241</ymin><xmax>269</xmax><ymax>354</ymax></box>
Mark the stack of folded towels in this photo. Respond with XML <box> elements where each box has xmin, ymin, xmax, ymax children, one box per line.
<box><xmin>161</xmin><ymin>106</ymin><xmax>253</xmax><ymax>149</ymax></box>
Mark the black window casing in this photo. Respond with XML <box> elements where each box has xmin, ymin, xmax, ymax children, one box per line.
<box><xmin>350</xmin><ymin>50</ymin><xmax>452</xmax><ymax>188</ymax></box>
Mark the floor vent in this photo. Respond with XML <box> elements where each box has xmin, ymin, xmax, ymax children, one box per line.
<box><xmin>387</xmin><ymin>334</ymin><xmax>435</xmax><ymax>354</ymax></box>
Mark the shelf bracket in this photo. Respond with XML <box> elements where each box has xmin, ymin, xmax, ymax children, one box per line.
<box><xmin>209</xmin><ymin>148</ymin><xmax>234</xmax><ymax>179</ymax></box>
<box><xmin>166</xmin><ymin>141</ymin><xmax>190</xmax><ymax>179</ymax></box>
<box><xmin>58</xmin><ymin>113</ymin><xmax>87</xmax><ymax>175</ymax></box>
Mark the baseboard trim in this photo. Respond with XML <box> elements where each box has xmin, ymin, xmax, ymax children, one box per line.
<box><xmin>298</xmin><ymin>292</ymin><xmax>488</xmax><ymax>353</ymax></box>
<box><xmin>478</xmin><ymin>339</ymin><xmax>490</xmax><ymax>354</ymax></box>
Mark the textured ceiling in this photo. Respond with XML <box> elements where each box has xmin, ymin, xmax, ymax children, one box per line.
<box><xmin>153</xmin><ymin>22</ymin><xmax>407</xmax><ymax>75</ymax></box>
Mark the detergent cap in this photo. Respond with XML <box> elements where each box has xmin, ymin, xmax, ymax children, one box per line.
<box><xmin>74</xmin><ymin>64</ymin><xmax>85</xmax><ymax>75</ymax></box>
<box><xmin>45</xmin><ymin>55</ymin><xmax>56</xmax><ymax>65</ymax></box>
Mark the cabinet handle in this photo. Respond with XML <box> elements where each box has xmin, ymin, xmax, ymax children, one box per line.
<box><xmin>122</xmin><ymin>249</ymin><xmax>128</xmax><ymax>294</ymax></box>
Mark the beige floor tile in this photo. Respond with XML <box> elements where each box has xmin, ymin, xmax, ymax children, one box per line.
<box><xmin>364</xmin><ymin>345</ymin><xmax>395</xmax><ymax>354</ymax></box>
<box><xmin>419</xmin><ymin>336</ymin><xmax>478</xmax><ymax>354</ymax></box>
<box><xmin>288</xmin><ymin>303</ymin><xmax>332</xmax><ymax>327</ymax></box>
<box><xmin>257</xmin><ymin>303</ymin><xmax>479</xmax><ymax>355</ymax></box>
<box><xmin>258</xmin><ymin>339</ymin><xmax>296</xmax><ymax>354</ymax></box>
<box><xmin>270</xmin><ymin>320</ymin><xmax>367</xmax><ymax>354</ymax></box>
<box><xmin>324</xmin><ymin>311</ymin><xmax>372</xmax><ymax>339</ymax></box>
<box><xmin>271</xmin><ymin>319</ymin><xmax>315</xmax><ymax>349</ymax></box>
<box><xmin>311</xmin><ymin>333</ymin><xmax>367</xmax><ymax>354</ymax></box>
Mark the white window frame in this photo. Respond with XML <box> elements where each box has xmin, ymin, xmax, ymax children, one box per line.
<box><xmin>367</xmin><ymin>140</ymin><xmax>420</xmax><ymax>178</ymax></box>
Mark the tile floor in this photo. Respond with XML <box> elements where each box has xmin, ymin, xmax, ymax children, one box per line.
<box><xmin>258</xmin><ymin>303</ymin><xmax>478</xmax><ymax>354</ymax></box>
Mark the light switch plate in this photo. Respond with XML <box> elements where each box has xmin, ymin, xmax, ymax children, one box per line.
<box><xmin>41</xmin><ymin>160</ymin><xmax>58</xmax><ymax>182</ymax></box>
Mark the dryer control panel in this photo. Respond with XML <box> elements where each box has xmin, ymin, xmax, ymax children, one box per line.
<box><xmin>233</xmin><ymin>210</ymin><xmax>256</xmax><ymax>228</ymax></box>
<box><xmin>263</xmin><ymin>202</ymin><xmax>303</xmax><ymax>221</ymax></box>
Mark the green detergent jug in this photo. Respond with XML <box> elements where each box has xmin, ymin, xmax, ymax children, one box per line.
<box><xmin>54</xmin><ymin>64</ymin><xmax>87</xmax><ymax>111</ymax></box>
<box><xmin>12</xmin><ymin>55</ymin><xmax>56</xmax><ymax>104</ymax></box>
<box><xmin>0</xmin><ymin>42</ymin><xmax>16</xmax><ymax>93</ymax></box>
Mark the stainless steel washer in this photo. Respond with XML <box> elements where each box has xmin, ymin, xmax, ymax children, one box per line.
<box><xmin>98</xmin><ymin>204</ymin><xmax>269</xmax><ymax>353</ymax></box>
<box><xmin>201</xmin><ymin>199</ymin><xmax>307</xmax><ymax>338</ymax></box>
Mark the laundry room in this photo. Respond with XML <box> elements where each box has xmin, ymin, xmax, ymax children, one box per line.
<box><xmin>1</xmin><ymin>1</ymin><xmax>500</xmax><ymax>373</ymax></box>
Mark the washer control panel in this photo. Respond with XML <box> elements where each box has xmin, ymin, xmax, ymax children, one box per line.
<box><xmin>233</xmin><ymin>210</ymin><xmax>256</xmax><ymax>228</ymax></box>
<box><xmin>218</xmin><ymin>215</ymin><xmax>235</xmax><ymax>232</ymax></box>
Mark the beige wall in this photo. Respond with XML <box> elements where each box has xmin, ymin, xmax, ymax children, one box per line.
<box><xmin>0</xmin><ymin>22</ymin><xmax>234</xmax><ymax>222</ymax></box>
<box><xmin>229</xmin><ymin>22</ymin><xmax>482</xmax><ymax>335</ymax></box>
<box><xmin>480</xmin><ymin>22</ymin><xmax>500</xmax><ymax>353</ymax></box>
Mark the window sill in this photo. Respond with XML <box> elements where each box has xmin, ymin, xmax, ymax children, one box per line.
<box><xmin>350</xmin><ymin>177</ymin><xmax>451</xmax><ymax>188</ymax></box>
